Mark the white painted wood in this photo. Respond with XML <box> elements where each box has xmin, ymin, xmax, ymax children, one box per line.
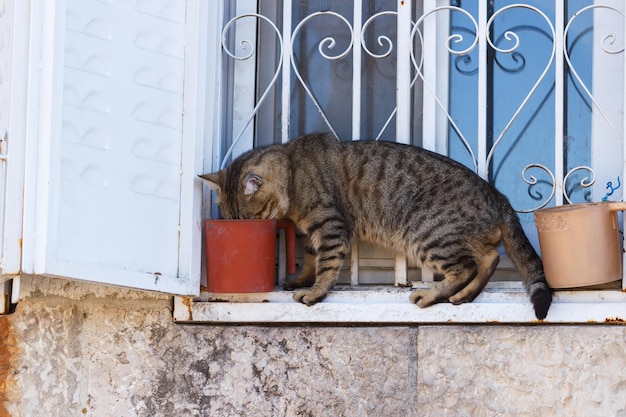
<box><xmin>178</xmin><ymin>0</ymin><xmax>207</xmax><ymax>291</ymax></box>
<box><xmin>281</xmin><ymin>0</ymin><xmax>292</xmax><ymax>142</ymax></box>
<box><xmin>394</xmin><ymin>253</ymin><xmax>408</xmax><ymax>287</ymax></box>
<box><xmin>554</xmin><ymin>0</ymin><xmax>565</xmax><ymax>206</ymax></box>
<box><xmin>10</xmin><ymin>276</ymin><xmax>19</xmax><ymax>305</ymax></box>
<box><xmin>352</xmin><ymin>0</ymin><xmax>363</xmax><ymax>141</ymax></box>
<box><xmin>23</xmin><ymin>0</ymin><xmax>63</xmax><ymax>276</ymax></box>
<box><xmin>23</xmin><ymin>0</ymin><xmax>202</xmax><ymax>296</ymax></box>
<box><xmin>477</xmin><ymin>0</ymin><xmax>488</xmax><ymax>179</ymax></box>
<box><xmin>422</xmin><ymin>0</ymin><xmax>450</xmax><ymax>155</ymax></box>
<box><xmin>396</xmin><ymin>0</ymin><xmax>412</xmax><ymax>144</ymax></box>
<box><xmin>0</xmin><ymin>0</ymin><xmax>29</xmax><ymax>281</ymax></box>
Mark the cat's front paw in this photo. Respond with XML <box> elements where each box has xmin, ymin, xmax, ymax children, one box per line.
<box><xmin>409</xmin><ymin>290</ymin><xmax>439</xmax><ymax>308</ymax></box>
<box><xmin>293</xmin><ymin>289</ymin><xmax>327</xmax><ymax>306</ymax></box>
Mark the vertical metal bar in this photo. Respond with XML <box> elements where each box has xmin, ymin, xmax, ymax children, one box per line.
<box><xmin>396</xmin><ymin>0</ymin><xmax>412</xmax><ymax>144</ymax></box>
<box><xmin>422</xmin><ymin>0</ymin><xmax>437</xmax><ymax>152</ymax></box>
<box><xmin>256</xmin><ymin>2</ymin><xmax>282</xmax><ymax>145</ymax></box>
<box><xmin>351</xmin><ymin>1</ymin><xmax>363</xmax><ymax>286</ymax></box>
<box><xmin>277</xmin><ymin>0</ymin><xmax>293</xmax><ymax>285</ymax></box>
<box><xmin>352</xmin><ymin>2</ymin><xmax>362</xmax><ymax>140</ymax></box>
<box><xmin>281</xmin><ymin>0</ymin><xmax>292</xmax><ymax>143</ymax></box>
<box><xmin>212</xmin><ymin>1</ymin><xmax>225</xmax><ymax>172</ymax></box>
<box><xmin>420</xmin><ymin>0</ymin><xmax>437</xmax><ymax>283</ymax></box>
<box><xmin>477</xmin><ymin>0</ymin><xmax>488</xmax><ymax>180</ymax></box>
<box><xmin>211</xmin><ymin>1</ymin><xmax>225</xmax><ymax>219</ymax></box>
<box><xmin>231</xmin><ymin>1</ymin><xmax>258</xmax><ymax>156</ymax></box>
<box><xmin>554</xmin><ymin>0</ymin><xmax>565</xmax><ymax>206</ymax></box>
<box><xmin>395</xmin><ymin>0</ymin><xmax>412</xmax><ymax>286</ymax></box>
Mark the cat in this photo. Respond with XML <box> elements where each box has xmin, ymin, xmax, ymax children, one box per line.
<box><xmin>200</xmin><ymin>133</ymin><xmax>552</xmax><ymax>319</ymax></box>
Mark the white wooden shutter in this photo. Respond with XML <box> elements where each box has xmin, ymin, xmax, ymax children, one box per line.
<box><xmin>22</xmin><ymin>0</ymin><xmax>204</xmax><ymax>295</ymax></box>
<box><xmin>0</xmin><ymin>0</ymin><xmax>30</xmax><ymax>312</ymax></box>
<box><xmin>0</xmin><ymin>0</ymin><xmax>24</xmax><ymax>279</ymax></box>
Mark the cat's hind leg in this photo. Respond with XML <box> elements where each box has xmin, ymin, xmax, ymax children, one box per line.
<box><xmin>448</xmin><ymin>248</ymin><xmax>499</xmax><ymax>305</ymax></box>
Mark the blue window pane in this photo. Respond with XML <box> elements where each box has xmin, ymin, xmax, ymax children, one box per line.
<box><xmin>447</xmin><ymin>0</ymin><xmax>615</xmax><ymax>223</ymax></box>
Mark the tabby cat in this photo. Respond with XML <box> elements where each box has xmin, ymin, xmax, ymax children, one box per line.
<box><xmin>200</xmin><ymin>133</ymin><xmax>552</xmax><ymax>319</ymax></box>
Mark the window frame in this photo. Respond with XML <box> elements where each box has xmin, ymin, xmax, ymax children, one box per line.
<box><xmin>0</xmin><ymin>0</ymin><xmax>622</xmax><ymax>322</ymax></box>
<box><xmin>175</xmin><ymin>0</ymin><xmax>626</xmax><ymax>324</ymax></box>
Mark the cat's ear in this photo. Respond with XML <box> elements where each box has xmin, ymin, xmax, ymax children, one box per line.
<box><xmin>198</xmin><ymin>172</ymin><xmax>222</xmax><ymax>191</ymax></box>
<box><xmin>244</xmin><ymin>172</ymin><xmax>264</xmax><ymax>195</ymax></box>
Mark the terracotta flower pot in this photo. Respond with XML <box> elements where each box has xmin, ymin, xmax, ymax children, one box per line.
<box><xmin>204</xmin><ymin>219</ymin><xmax>296</xmax><ymax>293</ymax></box>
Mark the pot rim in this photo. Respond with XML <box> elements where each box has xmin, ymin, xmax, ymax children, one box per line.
<box><xmin>535</xmin><ymin>201</ymin><xmax>614</xmax><ymax>215</ymax></box>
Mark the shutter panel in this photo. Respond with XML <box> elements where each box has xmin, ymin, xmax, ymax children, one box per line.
<box><xmin>0</xmin><ymin>0</ymin><xmax>28</xmax><ymax>280</ymax></box>
<box><xmin>23</xmin><ymin>0</ymin><xmax>203</xmax><ymax>295</ymax></box>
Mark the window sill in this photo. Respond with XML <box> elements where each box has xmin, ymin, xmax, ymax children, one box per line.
<box><xmin>173</xmin><ymin>283</ymin><xmax>626</xmax><ymax>324</ymax></box>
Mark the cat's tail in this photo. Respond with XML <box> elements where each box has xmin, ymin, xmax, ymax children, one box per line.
<box><xmin>500</xmin><ymin>209</ymin><xmax>552</xmax><ymax>320</ymax></box>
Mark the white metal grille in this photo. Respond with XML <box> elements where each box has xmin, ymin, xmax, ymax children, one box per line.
<box><xmin>214</xmin><ymin>0</ymin><xmax>625</xmax><ymax>290</ymax></box>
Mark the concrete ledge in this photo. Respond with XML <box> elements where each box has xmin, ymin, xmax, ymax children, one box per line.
<box><xmin>174</xmin><ymin>285</ymin><xmax>626</xmax><ymax>324</ymax></box>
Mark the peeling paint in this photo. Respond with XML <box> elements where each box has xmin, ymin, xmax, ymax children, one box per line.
<box><xmin>181</xmin><ymin>297</ymin><xmax>193</xmax><ymax>321</ymax></box>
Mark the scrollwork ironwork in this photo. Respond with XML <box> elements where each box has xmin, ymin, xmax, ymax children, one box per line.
<box><xmin>361</xmin><ymin>11</ymin><xmax>396</xmax><ymax>60</ymax></box>
<box><xmin>219</xmin><ymin>4</ymin><xmax>621</xmax><ymax>213</ymax></box>
<box><xmin>411</xmin><ymin>6</ymin><xmax>479</xmax><ymax>170</ymax></box>
<box><xmin>517</xmin><ymin>164</ymin><xmax>557</xmax><ymax>213</ymax></box>
<box><xmin>485</xmin><ymin>5</ymin><xmax>556</xmax><ymax>176</ymax></box>
<box><xmin>220</xmin><ymin>14</ymin><xmax>283</xmax><ymax>168</ymax></box>
<box><xmin>563</xmin><ymin>165</ymin><xmax>596</xmax><ymax>204</ymax></box>
<box><xmin>564</xmin><ymin>4</ymin><xmax>625</xmax><ymax>144</ymax></box>
<box><xmin>290</xmin><ymin>11</ymin><xmax>354</xmax><ymax>139</ymax></box>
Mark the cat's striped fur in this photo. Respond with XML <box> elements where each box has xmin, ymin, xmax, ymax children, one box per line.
<box><xmin>201</xmin><ymin>133</ymin><xmax>552</xmax><ymax>319</ymax></box>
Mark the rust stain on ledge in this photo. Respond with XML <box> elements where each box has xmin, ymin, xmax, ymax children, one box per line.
<box><xmin>0</xmin><ymin>316</ymin><xmax>17</xmax><ymax>417</ymax></box>
<box><xmin>181</xmin><ymin>297</ymin><xmax>193</xmax><ymax>321</ymax></box>
<box><xmin>604</xmin><ymin>317</ymin><xmax>625</xmax><ymax>323</ymax></box>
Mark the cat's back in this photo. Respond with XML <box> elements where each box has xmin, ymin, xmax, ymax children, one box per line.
<box><xmin>284</xmin><ymin>134</ymin><xmax>507</xmax><ymax>226</ymax></box>
<box><xmin>284</xmin><ymin>134</ymin><xmax>503</xmax><ymax>205</ymax></box>
<box><xmin>286</xmin><ymin>134</ymin><xmax>480</xmax><ymax>182</ymax></box>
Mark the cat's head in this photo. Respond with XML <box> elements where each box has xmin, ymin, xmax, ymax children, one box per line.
<box><xmin>199</xmin><ymin>149</ymin><xmax>290</xmax><ymax>220</ymax></box>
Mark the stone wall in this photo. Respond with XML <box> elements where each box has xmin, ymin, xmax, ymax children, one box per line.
<box><xmin>1</xmin><ymin>275</ymin><xmax>625</xmax><ymax>416</ymax></box>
